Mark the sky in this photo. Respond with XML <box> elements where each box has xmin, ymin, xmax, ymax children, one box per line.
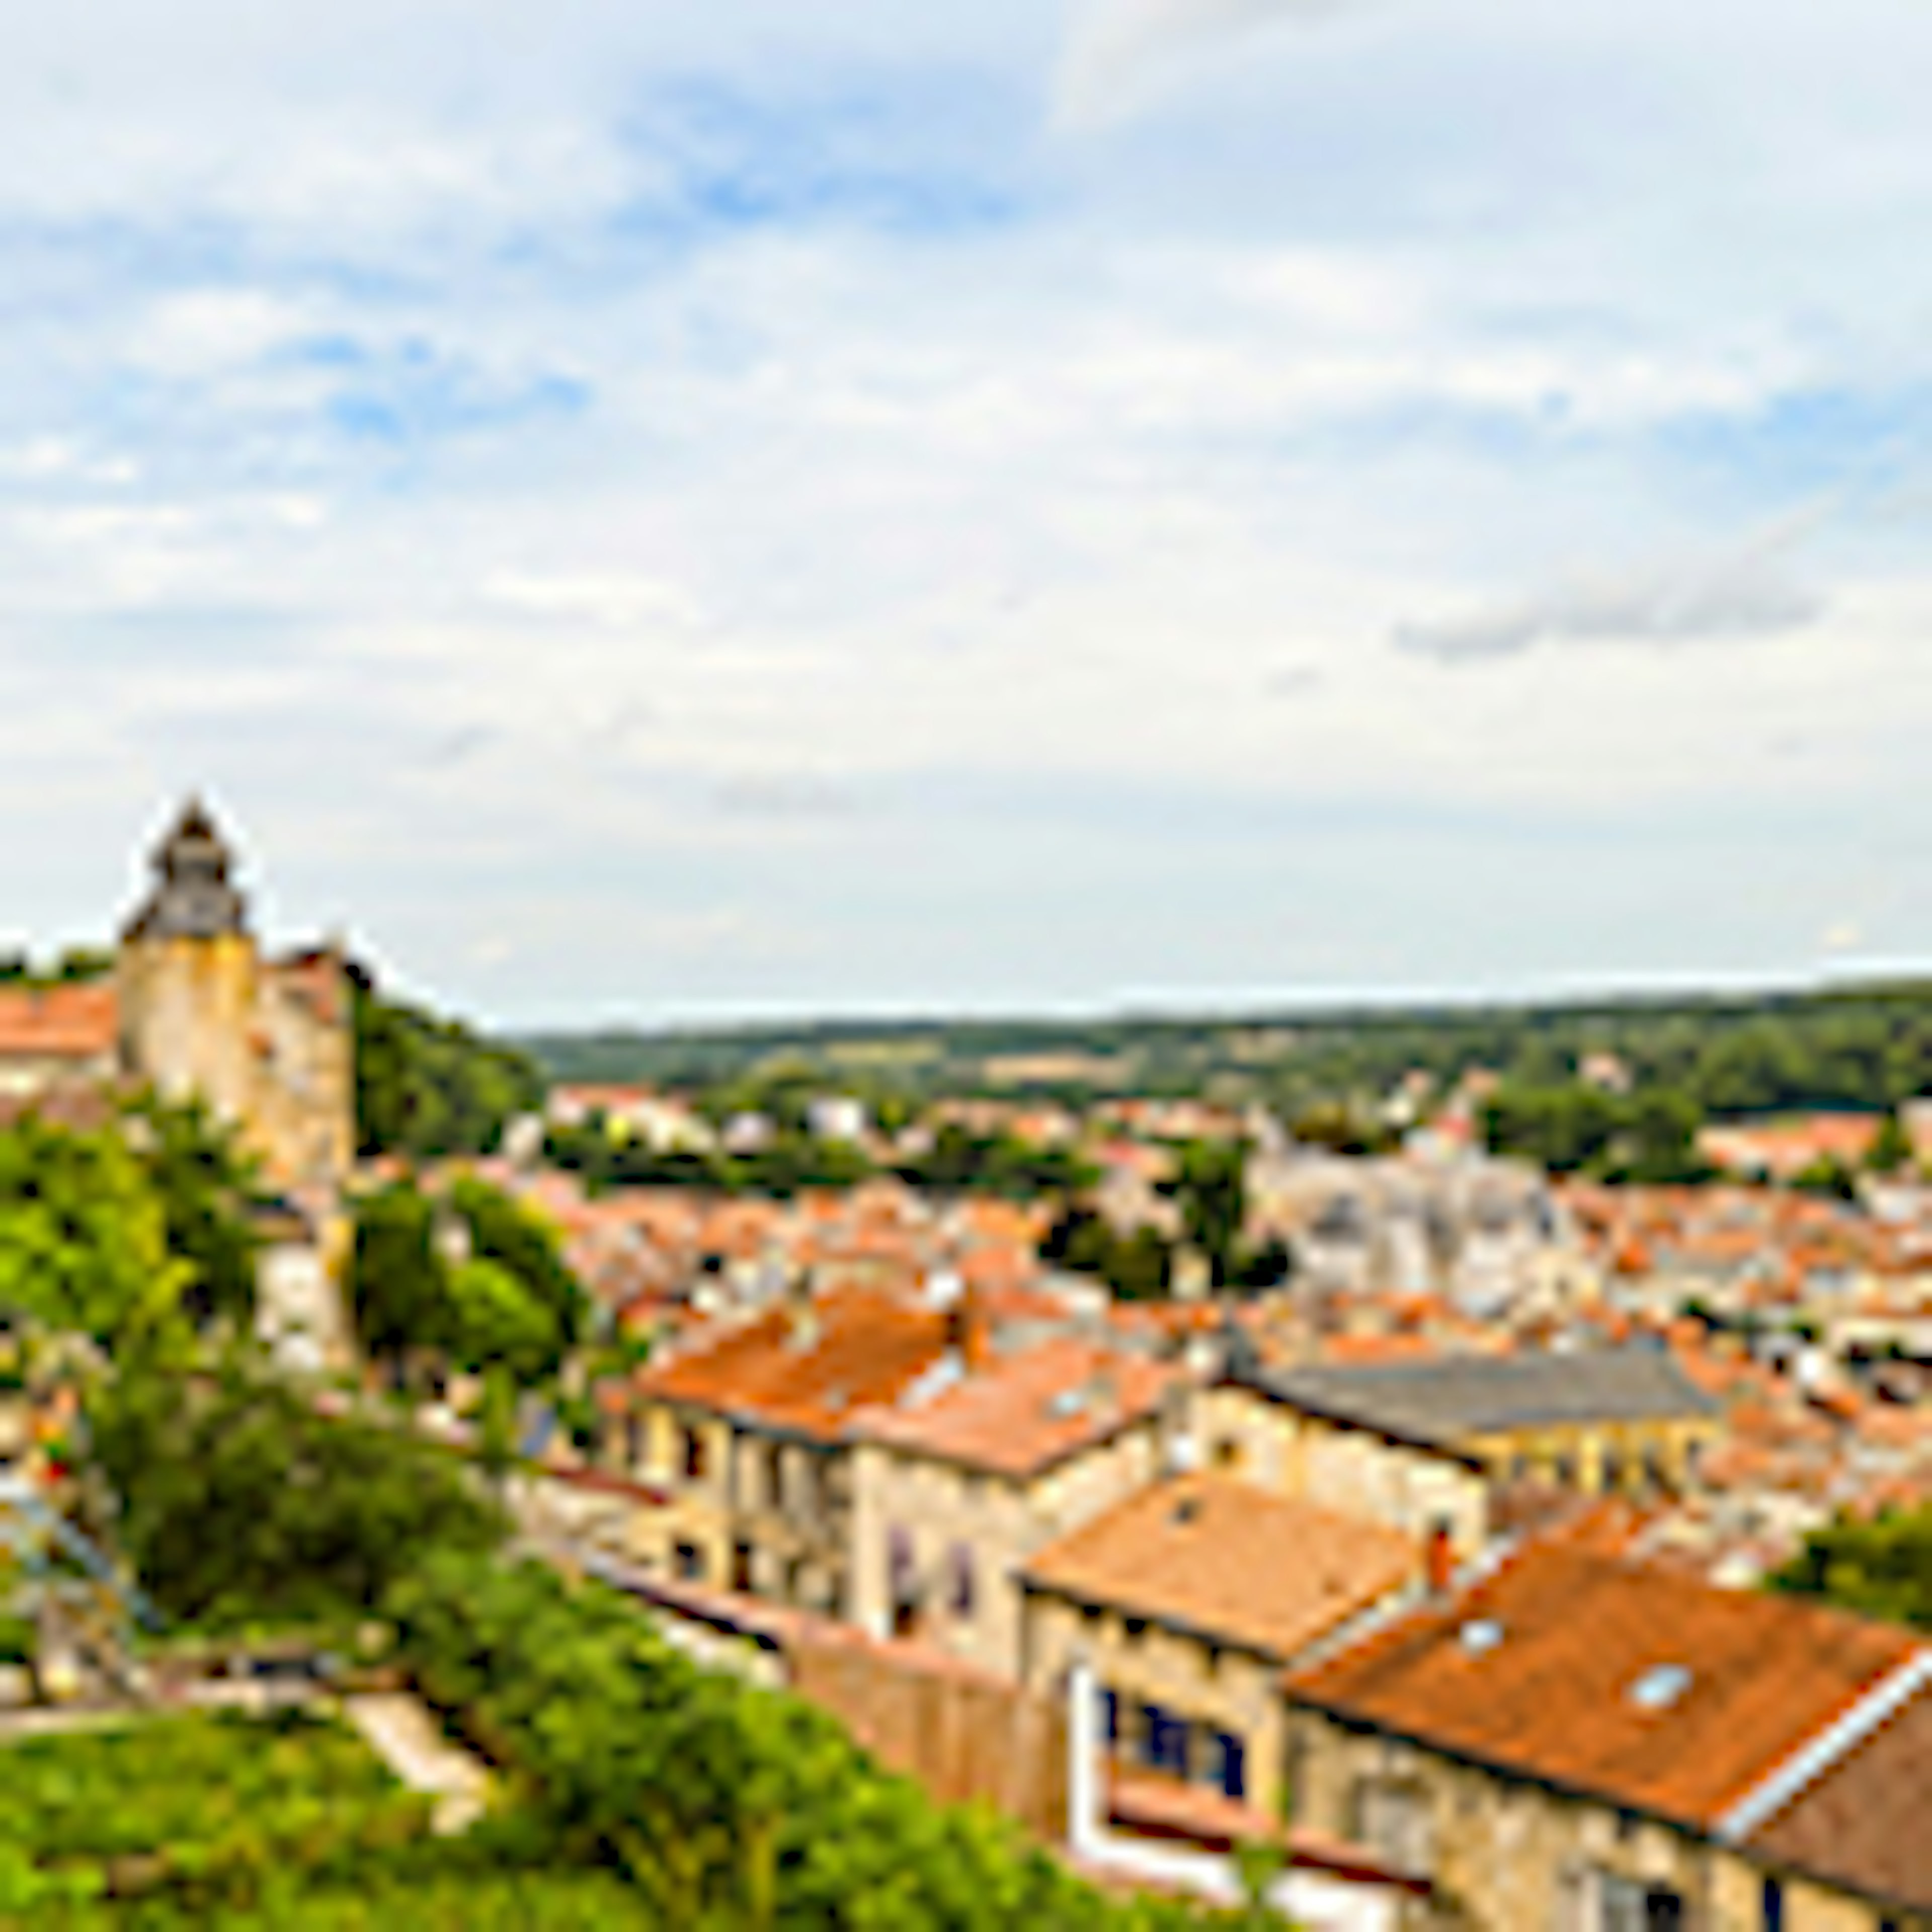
<box><xmin>5</xmin><ymin>0</ymin><xmax>1932</xmax><ymax>1028</ymax></box>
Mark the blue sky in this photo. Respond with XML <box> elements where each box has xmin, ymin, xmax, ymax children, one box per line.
<box><xmin>5</xmin><ymin>0</ymin><xmax>1932</xmax><ymax>1026</ymax></box>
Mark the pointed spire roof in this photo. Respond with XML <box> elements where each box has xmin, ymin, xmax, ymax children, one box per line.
<box><xmin>123</xmin><ymin>796</ymin><xmax>250</xmax><ymax>942</ymax></box>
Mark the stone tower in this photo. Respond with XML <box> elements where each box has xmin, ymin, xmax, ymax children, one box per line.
<box><xmin>116</xmin><ymin>799</ymin><xmax>353</xmax><ymax>1204</ymax></box>
<box><xmin>117</xmin><ymin>799</ymin><xmax>260</xmax><ymax>1138</ymax></box>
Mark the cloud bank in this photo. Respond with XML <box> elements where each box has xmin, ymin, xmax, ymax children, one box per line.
<box><xmin>0</xmin><ymin>1</ymin><xmax>1927</xmax><ymax>1016</ymax></box>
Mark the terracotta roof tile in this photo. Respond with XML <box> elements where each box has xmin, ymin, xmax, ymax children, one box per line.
<box><xmin>0</xmin><ymin>983</ymin><xmax>119</xmax><ymax>1061</ymax></box>
<box><xmin>1287</xmin><ymin>1541</ymin><xmax>1922</xmax><ymax>1832</ymax></box>
<box><xmin>851</xmin><ymin>1337</ymin><xmax>1180</xmax><ymax>1479</ymax></box>
<box><xmin>1747</xmin><ymin>1670</ymin><xmax>1932</xmax><ymax>1910</ymax></box>
<box><xmin>1024</xmin><ymin>1474</ymin><xmax>1420</xmax><ymax>1662</ymax></box>
<box><xmin>631</xmin><ymin>1287</ymin><xmax>949</xmax><ymax>1440</ymax></box>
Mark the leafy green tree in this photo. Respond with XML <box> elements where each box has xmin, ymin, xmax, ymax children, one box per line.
<box><xmin>127</xmin><ymin>1094</ymin><xmax>264</xmax><ymax>1330</ymax></box>
<box><xmin>1166</xmin><ymin>1140</ymin><xmax>1247</xmax><ymax>1287</ymax></box>
<box><xmin>352</xmin><ymin>968</ymin><xmax>543</xmax><ymax>1160</ymax></box>
<box><xmin>387</xmin><ymin>1552</ymin><xmax>1222</xmax><ymax>1932</ymax></box>
<box><xmin>449</xmin><ymin>1178</ymin><xmax>584</xmax><ymax>1365</ymax></box>
<box><xmin>1790</xmin><ymin>1153</ymin><xmax>1860</xmax><ymax>1202</ymax></box>
<box><xmin>1768</xmin><ymin>1505</ymin><xmax>1932</xmax><ymax>1632</ymax></box>
<box><xmin>354</xmin><ymin>1181</ymin><xmax>581</xmax><ymax>1390</ymax></box>
<box><xmin>1867</xmin><ymin>1109</ymin><xmax>1914</xmax><ymax>1174</ymax></box>
<box><xmin>350</xmin><ymin>1183</ymin><xmax>448</xmax><ymax>1377</ymax></box>
<box><xmin>0</xmin><ymin>1115</ymin><xmax>191</xmax><ymax>1349</ymax></box>
<box><xmin>446</xmin><ymin>1259</ymin><xmax>560</xmax><ymax>1386</ymax></box>
<box><xmin>90</xmin><ymin>1353</ymin><xmax>504</xmax><ymax>1629</ymax></box>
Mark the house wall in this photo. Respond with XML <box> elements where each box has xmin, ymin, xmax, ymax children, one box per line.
<box><xmin>615</xmin><ymin>1404</ymin><xmax>852</xmax><ymax>1613</ymax></box>
<box><xmin>1195</xmin><ymin>1388</ymin><xmax>1489</xmax><ymax>1555</ymax></box>
<box><xmin>0</xmin><ymin>1051</ymin><xmax>117</xmax><ymax>1098</ymax></box>
<box><xmin>116</xmin><ymin>937</ymin><xmax>352</xmax><ymax>1199</ymax></box>
<box><xmin>848</xmin><ymin>1418</ymin><xmax>1166</xmax><ymax>1675</ymax></box>
<box><xmin>1025</xmin><ymin>1589</ymin><xmax>1287</xmax><ymax>1816</ymax></box>
<box><xmin>1285</xmin><ymin>1708</ymin><xmax>1904</xmax><ymax>1932</ymax></box>
<box><xmin>1468</xmin><ymin>1417</ymin><xmax>1719</xmax><ymax>1497</ymax></box>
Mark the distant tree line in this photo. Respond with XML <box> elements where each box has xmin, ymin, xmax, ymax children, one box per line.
<box><xmin>515</xmin><ymin>980</ymin><xmax>1932</xmax><ymax>1125</ymax></box>
<box><xmin>0</xmin><ymin>947</ymin><xmax>115</xmax><ymax>987</ymax></box>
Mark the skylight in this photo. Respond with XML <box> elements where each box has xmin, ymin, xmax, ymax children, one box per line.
<box><xmin>1458</xmin><ymin>1619</ymin><xmax>1505</xmax><ymax>1656</ymax></box>
<box><xmin>1628</xmin><ymin>1664</ymin><xmax>1693</xmax><ymax>1711</ymax></box>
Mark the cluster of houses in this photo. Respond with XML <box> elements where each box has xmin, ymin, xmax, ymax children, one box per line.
<box><xmin>497</xmin><ymin>1199</ymin><xmax>1929</xmax><ymax>1932</ymax></box>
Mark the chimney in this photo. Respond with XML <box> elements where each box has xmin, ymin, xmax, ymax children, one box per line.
<box><xmin>785</xmin><ymin>1268</ymin><xmax>821</xmax><ymax>1353</ymax></box>
<box><xmin>1424</xmin><ymin>1519</ymin><xmax>1457</xmax><ymax>1597</ymax></box>
<box><xmin>946</xmin><ymin>1279</ymin><xmax>992</xmax><ymax>1372</ymax></box>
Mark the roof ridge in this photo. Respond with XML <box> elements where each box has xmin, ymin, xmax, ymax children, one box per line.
<box><xmin>1717</xmin><ymin>1646</ymin><xmax>1932</xmax><ymax>1844</ymax></box>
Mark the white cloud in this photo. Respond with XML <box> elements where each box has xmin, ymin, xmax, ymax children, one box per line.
<box><xmin>2</xmin><ymin>1</ymin><xmax>1932</xmax><ymax>1013</ymax></box>
<box><xmin>1055</xmin><ymin>0</ymin><xmax>1342</xmax><ymax>129</ymax></box>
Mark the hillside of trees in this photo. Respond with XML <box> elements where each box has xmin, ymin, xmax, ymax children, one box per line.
<box><xmin>353</xmin><ymin>969</ymin><xmax>544</xmax><ymax>1160</ymax></box>
<box><xmin>521</xmin><ymin>977</ymin><xmax>1932</xmax><ymax>1128</ymax></box>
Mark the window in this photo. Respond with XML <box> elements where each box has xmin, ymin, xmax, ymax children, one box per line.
<box><xmin>1209</xmin><ymin>1731</ymin><xmax>1246</xmax><ymax>1802</ymax></box>
<box><xmin>1123</xmin><ymin>1618</ymin><xmax>1148</xmax><ymax>1643</ymax></box>
<box><xmin>948</xmin><ymin>1543</ymin><xmax>975</xmax><ymax>1619</ymax></box>
<box><xmin>681</xmin><ymin>1427</ymin><xmax>707</xmax><ymax>1481</ymax></box>
<box><xmin>1761</xmin><ymin>1880</ymin><xmax>1784</xmax><ymax>1932</ymax></box>
<box><xmin>888</xmin><ymin>1525</ymin><xmax>918</xmax><ymax>1636</ymax></box>
<box><xmin>674</xmin><ymin>1541</ymin><xmax>705</xmax><ymax>1583</ymax></box>
<box><xmin>1597</xmin><ymin>1875</ymin><xmax>1685</xmax><ymax>1932</ymax></box>
<box><xmin>1097</xmin><ymin>1685</ymin><xmax>1119</xmax><ymax>1748</ymax></box>
<box><xmin>1140</xmin><ymin>1704</ymin><xmax>1191</xmax><ymax>1779</ymax></box>
<box><xmin>732</xmin><ymin>1540</ymin><xmax>754</xmax><ymax>1593</ymax></box>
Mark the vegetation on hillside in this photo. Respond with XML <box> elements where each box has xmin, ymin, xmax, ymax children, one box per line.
<box><xmin>546</xmin><ymin>1112</ymin><xmax>1098</xmax><ymax>1203</ymax></box>
<box><xmin>520</xmin><ymin>979</ymin><xmax>1932</xmax><ymax>1128</ymax></box>
<box><xmin>352</xmin><ymin>969</ymin><xmax>543</xmax><ymax>1161</ymax></box>
<box><xmin>89</xmin><ymin>1354</ymin><xmax>505</xmax><ymax>1632</ymax></box>
<box><xmin>0</xmin><ymin>946</ymin><xmax>115</xmax><ymax>987</ymax></box>
<box><xmin>0</xmin><ymin>1710</ymin><xmax>432</xmax><ymax>1917</ymax></box>
<box><xmin>390</xmin><ymin>1550</ymin><xmax>1241</xmax><ymax>1932</ymax></box>
<box><xmin>0</xmin><ymin>1115</ymin><xmax>194</xmax><ymax>1351</ymax></box>
<box><xmin>350</xmin><ymin>1178</ymin><xmax>584</xmax><ymax>1391</ymax></box>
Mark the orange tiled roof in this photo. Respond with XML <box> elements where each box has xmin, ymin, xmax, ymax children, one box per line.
<box><xmin>1286</xmin><ymin>1540</ymin><xmax>1922</xmax><ymax>1832</ymax></box>
<box><xmin>0</xmin><ymin>983</ymin><xmax>119</xmax><ymax>1061</ymax></box>
<box><xmin>850</xmin><ymin>1336</ymin><xmax>1180</xmax><ymax>1479</ymax></box>
<box><xmin>1023</xmin><ymin>1473</ymin><xmax>1420</xmax><ymax>1662</ymax></box>
<box><xmin>631</xmin><ymin>1287</ymin><xmax>949</xmax><ymax>1441</ymax></box>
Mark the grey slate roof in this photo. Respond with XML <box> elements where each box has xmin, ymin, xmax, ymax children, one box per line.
<box><xmin>1238</xmin><ymin>1344</ymin><xmax>1719</xmax><ymax>1449</ymax></box>
<box><xmin>122</xmin><ymin>797</ymin><xmax>249</xmax><ymax>942</ymax></box>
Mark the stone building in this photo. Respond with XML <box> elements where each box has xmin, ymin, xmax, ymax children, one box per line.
<box><xmin>0</xmin><ymin>800</ymin><xmax>356</xmax><ymax>1363</ymax></box>
<box><xmin>115</xmin><ymin>799</ymin><xmax>353</xmax><ymax>1205</ymax></box>
<box><xmin>1241</xmin><ymin>1346</ymin><xmax>1722</xmax><ymax>1503</ymax></box>
<box><xmin>1283</xmin><ymin>1539</ymin><xmax>1932</xmax><ymax>1932</ymax></box>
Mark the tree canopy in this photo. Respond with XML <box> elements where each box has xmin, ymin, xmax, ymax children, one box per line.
<box><xmin>352</xmin><ymin>969</ymin><xmax>544</xmax><ymax>1161</ymax></box>
<box><xmin>351</xmin><ymin>1179</ymin><xmax>582</xmax><ymax>1387</ymax></box>
<box><xmin>89</xmin><ymin>1353</ymin><xmax>505</xmax><ymax>1630</ymax></box>
<box><xmin>1766</xmin><ymin>1504</ymin><xmax>1932</xmax><ymax>1633</ymax></box>
<box><xmin>0</xmin><ymin>1115</ymin><xmax>191</xmax><ymax>1349</ymax></box>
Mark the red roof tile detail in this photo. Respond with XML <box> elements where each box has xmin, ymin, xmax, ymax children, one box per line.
<box><xmin>1287</xmin><ymin>1540</ymin><xmax>1922</xmax><ymax>1831</ymax></box>
<box><xmin>0</xmin><ymin>984</ymin><xmax>119</xmax><ymax>1061</ymax></box>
